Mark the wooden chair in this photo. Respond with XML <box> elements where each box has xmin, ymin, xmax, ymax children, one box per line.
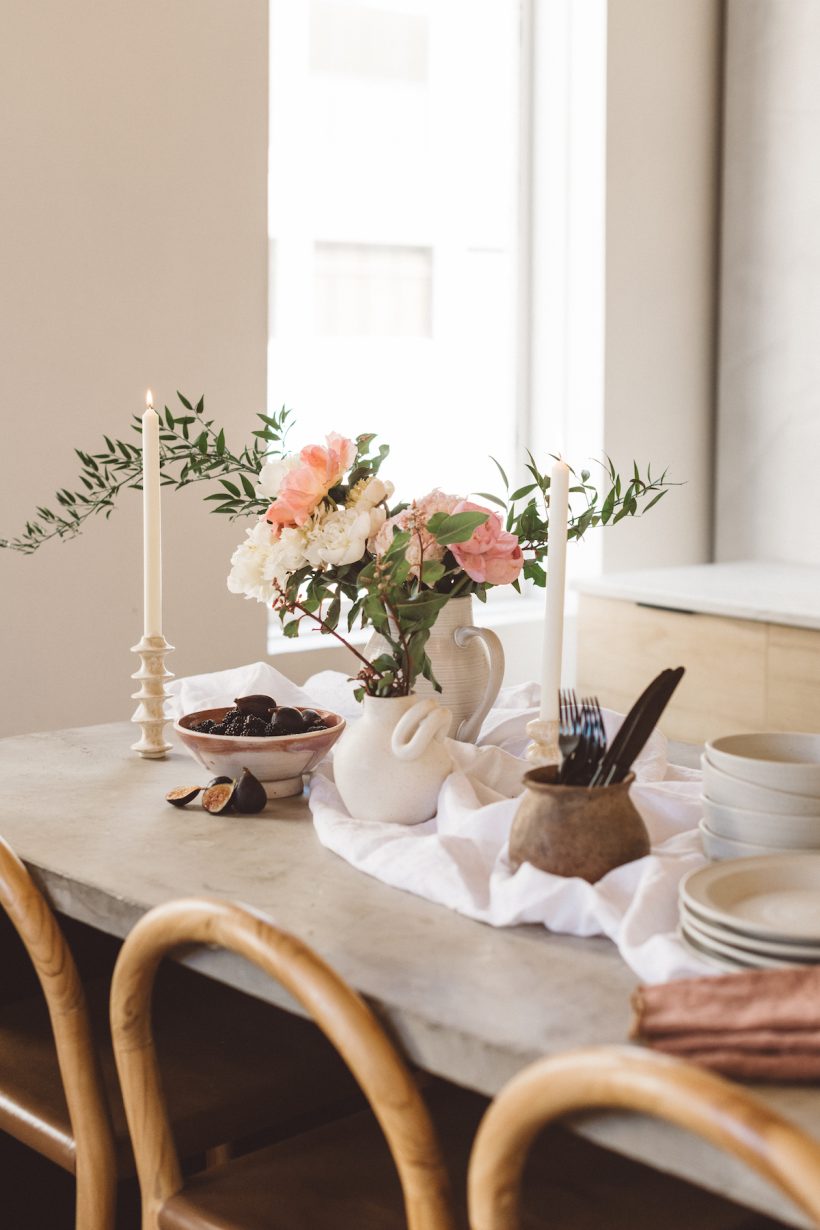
<box><xmin>110</xmin><ymin>895</ymin><xmax>471</xmax><ymax>1230</ymax></box>
<box><xmin>467</xmin><ymin>1045</ymin><xmax>820</xmax><ymax>1230</ymax></box>
<box><xmin>0</xmin><ymin>840</ymin><xmax>361</xmax><ymax>1230</ymax></box>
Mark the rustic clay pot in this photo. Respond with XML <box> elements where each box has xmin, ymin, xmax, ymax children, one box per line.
<box><xmin>509</xmin><ymin>767</ymin><xmax>650</xmax><ymax>884</ymax></box>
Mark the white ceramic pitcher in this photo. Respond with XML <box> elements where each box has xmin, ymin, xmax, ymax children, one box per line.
<box><xmin>333</xmin><ymin>695</ymin><xmax>452</xmax><ymax>825</ymax></box>
<box><xmin>366</xmin><ymin>596</ymin><xmax>504</xmax><ymax>743</ymax></box>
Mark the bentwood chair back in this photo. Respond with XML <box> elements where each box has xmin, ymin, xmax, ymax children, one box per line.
<box><xmin>467</xmin><ymin>1045</ymin><xmax>820</xmax><ymax>1230</ymax></box>
<box><xmin>110</xmin><ymin>896</ymin><xmax>457</xmax><ymax>1230</ymax></box>
<box><xmin>0</xmin><ymin>837</ymin><xmax>117</xmax><ymax>1230</ymax></box>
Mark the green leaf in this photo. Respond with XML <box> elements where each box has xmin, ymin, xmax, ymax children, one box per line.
<box><xmin>240</xmin><ymin>474</ymin><xmax>256</xmax><ymax>499</ymax></box>
<box><xmin>509</xmin><ymin>483</ymin><xmax>537</xmax><ymax>501</ymax></box>
<box><xmin>473</xmin><ymin>491</ymin><xmax>507</xmax><ymax>509</ymax></box>
<box><xmin>177</xmin><ymin>392</ymin><xmax>193</xmax><ymax>411</ymax></box>
<box><xmin>420</xmin><ymin>560</ymin><xmax>445</xmax><ymax>586</ymax></box>
<box><xmin>490</xmin><ymin>456</ymin><xmax>509</xmax><ymax>490</ymax></box>
<box><xmin>216</xmin><ymin>429</ymin><xmax>226</xmax><ymax>457</ymax></box>
<box><xmin>428</xmin><ymin>510</ymin><xmax>489</xmax><ymax>546</ymax></box>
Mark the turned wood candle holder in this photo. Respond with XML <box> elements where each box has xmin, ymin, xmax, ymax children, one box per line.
<box><xmin>509</xmin><ymin>766</ymin><xmax>650</xmax><ymax>883</ymax></box>
<box><xmin>131</xmin><ymin>635</ymin><xmax>174</xmax><ymax>758</ymax></box>
<box><xmin>524</xmin><ymin>717</ymin><xmax>561</xmax><ymax>767</ymax></box>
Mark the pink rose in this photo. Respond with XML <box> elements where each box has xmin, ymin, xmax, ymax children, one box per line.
<box><xmin>450</xmin><ymin>500</ymin><xmax>523</xmax><ymax>585</ymax></box>
<box><xmin>266</xmin><ymin>432</ymin><xmax>356</xmax><ymax>528</ymax></box>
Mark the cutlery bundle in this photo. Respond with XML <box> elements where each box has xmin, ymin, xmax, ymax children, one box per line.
<box><xmin>558</xmin><ymin>667</ymin><xmax>685</xmax><ymax>787</ymax></box>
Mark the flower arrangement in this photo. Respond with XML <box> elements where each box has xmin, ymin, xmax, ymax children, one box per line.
<box><xmin>1</xmin><ymin>394</ymin><xmax>672</xmax><ymax>699</ymax></box>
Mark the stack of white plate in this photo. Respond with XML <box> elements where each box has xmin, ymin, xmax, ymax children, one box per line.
<box><xmin>680</xmin><ymin>854</ymin><xmax>820</xmax><ymax>969</ymax></box>
<box><xmin>700</xmin><ymin>732</ymin><xmax>820</xmax><ymax>860</ymax></box>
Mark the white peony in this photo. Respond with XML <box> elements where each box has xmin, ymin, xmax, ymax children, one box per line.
<box><xmin>256</xmin><ymin>454</ymin><xmax>300</xmax><ymax>500</ymax></box>
<box><xmin>305</xmin><ymin>507</ymin><xmax>372</xmax><ymax>569</ymax></box>
<box><xmin>227</xmin><ymin>517</ymin><xmax>309</xmax><ymax>604</ymax></box>
<box><xmin>348</xmin><ymin>475</ymin><xmax>394</xmax><ymax>511</ymax></box>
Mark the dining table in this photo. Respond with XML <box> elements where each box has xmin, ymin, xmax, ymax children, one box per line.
<box><xmin>2</xmin><ymin>719</ymin><xmax>818</xmax><ymax>1228</ymax></box>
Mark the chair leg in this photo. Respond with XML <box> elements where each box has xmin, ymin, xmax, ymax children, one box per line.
<box><xmin>75</xmin><ymin>1159</ymin><xmax>116</xmax><ymax>1230</ymax></box>
<box><xmin>205</xmin><ymin>1142</ymin><xmax>233</xmax><ymax>1169</ymax></box>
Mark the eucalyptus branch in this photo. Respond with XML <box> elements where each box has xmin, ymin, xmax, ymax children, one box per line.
<box><xmin>0</xmin><ymin>393</ymin><xmax>292</xmax><ymax>553</ymax></box>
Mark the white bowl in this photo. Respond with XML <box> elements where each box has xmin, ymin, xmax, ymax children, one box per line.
<box><xmin>699</xmin><ymin>819</ymin><xmax>782</xmax><ymax>862</ymax></box>
<box><xmin>702</xmin><ymin>796</ymin><xmax>820</xmax><ymax>849</ymax></box>
<box><xmin>700</xmin><ymin>755</ymin><xmax>820</xmax><ymax>816</ymax></box>
<box><xmin>706</xmin><ymin>732</ymin><xmax>820</xmax><ymax>796</ymax></box>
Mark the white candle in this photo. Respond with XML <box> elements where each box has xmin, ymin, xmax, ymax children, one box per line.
<box><xmin>540</xmin><ymin>458</ymin><xmax>570</xmax><ymax>722</ymax></box>
<box><xmin>142</xmin><ymin>390</ymin><xmax>163</xmax><ymax>638</ymax></box>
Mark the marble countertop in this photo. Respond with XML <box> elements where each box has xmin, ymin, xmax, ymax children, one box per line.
<box><xmin>574</xmin><ymin>560</ymin><xmax>820</xmax><ymax>629</ymax></box>
<box><xmin>1</xmin><ymin>720</ymin><xmax>815</xmax><ymax>1227</ymax></box>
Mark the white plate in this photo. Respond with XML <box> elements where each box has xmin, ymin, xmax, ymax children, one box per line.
<box><xmin>702</xmin><ymin>796</ymin><xmax>820</xmax><ymax>849</ymax></box>
<box><xmin>680</xmin><ymin>918</ymin><xmax>803</xmax><ymax>970</ymax></box>
<box><xmin>701</xmin><ymin>755</ymin><xmax>820</xmax><ymax>816</ymax></box>
<box><xmin>699</xmin><ymin>819</ymin><xmax>783</xmax><ymax>861</ymax></box>
<box><xmin>678</xmin><ymin>926</ymin><xmax>747</xmax><ymax>972</ymax></box>
<box><xmin>681</xmin><ymin>854</ymin><xmax>820</xmax><ymax>942</ymax></box>
<box><xmin>706</xmin><ymin>733</ymin><xmax>820</xmax><ymax>796</ymax></box>
<box><xmin>679</xmin><ymin>900</ymin><xmax>820</xmax><ymax>960</ymax></box>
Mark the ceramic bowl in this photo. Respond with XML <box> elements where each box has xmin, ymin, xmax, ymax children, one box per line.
<box><xmin>705</xmin><ymin>733</ymin><xmax>820</xmax><ymax>796</ymax></box>
<box><xmin>701</xmin><ymin>796</ymin><xmax>820</xmax><ymax>849</ymax></box>
<box><xmin>698</xmin><ymin>819</ymin><xmax>780</xmax><ymax>862</ymax></box>
<box><xmin>700</xmin><ymin>755</ymin><xmax>820</xmax><ymax>816</ymax></box>
<box><xmin>174</xmin><ymin>706</ymin><xmax>345</xmax><ymax>799</ymax></box>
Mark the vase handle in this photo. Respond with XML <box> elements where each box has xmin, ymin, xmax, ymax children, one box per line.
<box><xmin>391</xmin><ymin>699</ymin><xmax>452</xmax><ymax>762</ymax></box>
<box><xmin>453</xmin><ymin>625</ymin><xmax>504</xmax><ymax>743</ymax></box>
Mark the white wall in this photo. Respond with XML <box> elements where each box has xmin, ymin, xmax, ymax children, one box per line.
<box><xmin>716</xmin><ymin>0</ymin><xmax>820</xmax><ymax>565</ymax></box>
<box><xmin>602</xmin><ymin>0</ymin><xmax>722</xmax><ymax>572</ymax></box>
<box><xmin>0</xmin><ymin>0</ymin><xmax>269</xmax><ymax>736</ymax></box>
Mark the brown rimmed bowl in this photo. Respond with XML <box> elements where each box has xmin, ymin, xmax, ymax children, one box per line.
<box><xmin>174</xmin><ymin>706</ymin><xmax>345</xmax><ymax>799</ymax></box>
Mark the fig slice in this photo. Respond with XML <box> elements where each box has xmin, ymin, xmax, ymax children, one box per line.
<box><xmin>235</xmin><ymin>694</ymin><xmax>277</xmax><ymax>720</ymax></box>
<box><xmin>207</xmin><ymin>775</ymin><xmax>233</xmax><ymax>787</ymax></box>
<box><xmin>234</xmin><ymin>767</ymin><xmax>267</xmax><ymax>814</ymax></box>
<box><xmin>202</xmin><ymin>782</ymin><xmax>237</xmax><ymax>814</ymax></box>
<box><xmin>166</xmin><ymin>786</ymin><xmax>202</xmax><ymax>808</ymax></box>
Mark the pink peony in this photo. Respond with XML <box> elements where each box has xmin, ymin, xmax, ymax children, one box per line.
<box><xmin>266</xmin><ymin>432</ymin><xmax>356</xmax><ymax>528</ymax></box>
<box><xmin>450</xmin><ymin>500</ymin><xmax>523</xmax><ymax>585</ymax></box>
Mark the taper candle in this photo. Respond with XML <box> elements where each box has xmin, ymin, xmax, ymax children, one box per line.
<box><xmin>539</xmin><ymin>458</ymin><xmax>570</xmax><ymax>722</ymax></box>
<box><xmin>141</xmin><ymin>390</ymin><xmax>162</xmax><ymax>638</ymax></box>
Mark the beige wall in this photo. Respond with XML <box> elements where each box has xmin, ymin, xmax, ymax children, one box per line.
<box><xmin>716</xmin><ymin>0</ymin><xmax>820</xmax><ymax>565</ymax></box>
<box><xmin>602</xmin><ymin>0</ymin><xmax>722</xmax><ymax>572</ymax></box>
<box><xmin>0</xmin><ymin>0</ymin><xmax>269</xmax><ymax>736</ymax></box>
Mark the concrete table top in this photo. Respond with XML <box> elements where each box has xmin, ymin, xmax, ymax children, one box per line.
<box><xmin>1</xmin><ymin>721</ymin><xmax>816</xmax><ymax>1226</ymax></box>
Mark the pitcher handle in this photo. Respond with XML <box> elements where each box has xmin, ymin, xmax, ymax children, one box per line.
<box><xmin>392</xmin><ymin>699</ymin><xmax>452</xmax><ymax>762</ymax></box>
<box><xmin>453</xmin><ymin>625</ymin><xmax>504</xmax><ymax>743</ymax></box>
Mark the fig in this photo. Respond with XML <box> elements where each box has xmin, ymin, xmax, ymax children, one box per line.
<box><xmin>207</xmin><ymin>775</ymin><xmax>233</xmax><ymax>787</ymax></box>
<box><xmin>166</xmin><ymin>786</ymin><xmax>202</xmax><ymax>808</ymax></box>
<box><xmin>299</xmin><ymin>709</ymin><xmax>322</xmax><ymax>727</ymax></box>
<box><xmin>234</xmin><ymin>767</ymin><xmax>267</xmax><ymax>814</ymax></box>
<box><xmin>235</xmin><ymin>694</ymin><xmax>277</xmax><ymax>720</ymax></box>
<box><xmin>270</xmin><ymin>706</ymin><xmax>306</xmax><ymax>736</ymax></box>
<box><xmin>202</xmin><ymin>781</ymin><xmax>236</xmax><ymax>814</ymax></box>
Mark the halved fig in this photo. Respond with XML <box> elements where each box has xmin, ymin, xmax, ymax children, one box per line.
<box><xmin>202</xmin><ymin>782</ymin><xmax>237</xmax><ymax>814</ymax></box>
<box><xmin>207</xmin><ymin>775</ymin><xmax>233</xmax><ymax>787</ymax></box>
<box><xmin>166</xmin><ymin>786</ymin><xmax>202</xmax><ymax>808</ymax></box>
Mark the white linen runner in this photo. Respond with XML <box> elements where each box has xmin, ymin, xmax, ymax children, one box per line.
<box><xmin>170</xmin><ymin>664</ymin><xmax>712</xmax><ymax>983</ymax></box>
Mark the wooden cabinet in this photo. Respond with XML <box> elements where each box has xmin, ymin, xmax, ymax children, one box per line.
<box><xmin>577</xmin><ymin>595</ymin><xmax>820</xmax><ymax>744</ymax></box>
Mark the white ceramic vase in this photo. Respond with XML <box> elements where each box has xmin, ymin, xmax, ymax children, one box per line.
<box><xmin>333</xmin><ymin>694</ymin><xmax>452</xmax><ymax>825</ymax></box>
<box><xmin>366</xmin><ymin>595</ymin><xmax>504</xmax><ymax>743</ymax></box>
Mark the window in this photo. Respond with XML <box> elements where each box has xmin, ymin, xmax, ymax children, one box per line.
<box><xmin>268</xmin><ymin>0</ymin><xmax>524</xmax><ymax>500</ymax></box>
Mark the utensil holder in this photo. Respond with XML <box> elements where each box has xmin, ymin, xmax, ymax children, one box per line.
<box><xmin>509</xmin><ymin>767</ymin><xmax>649</xmax><ymax>884</ymax></box>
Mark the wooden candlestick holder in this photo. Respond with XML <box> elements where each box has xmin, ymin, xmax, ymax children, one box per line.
<box><xmin>131</xmin><ymin>635</ymin><xmax>174</xmax><ymax>758</ymax></box>
<box><xmin>525</xmin><ymin>717</ymin><xmax>561</xmax><ymax>767</ymax></box>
